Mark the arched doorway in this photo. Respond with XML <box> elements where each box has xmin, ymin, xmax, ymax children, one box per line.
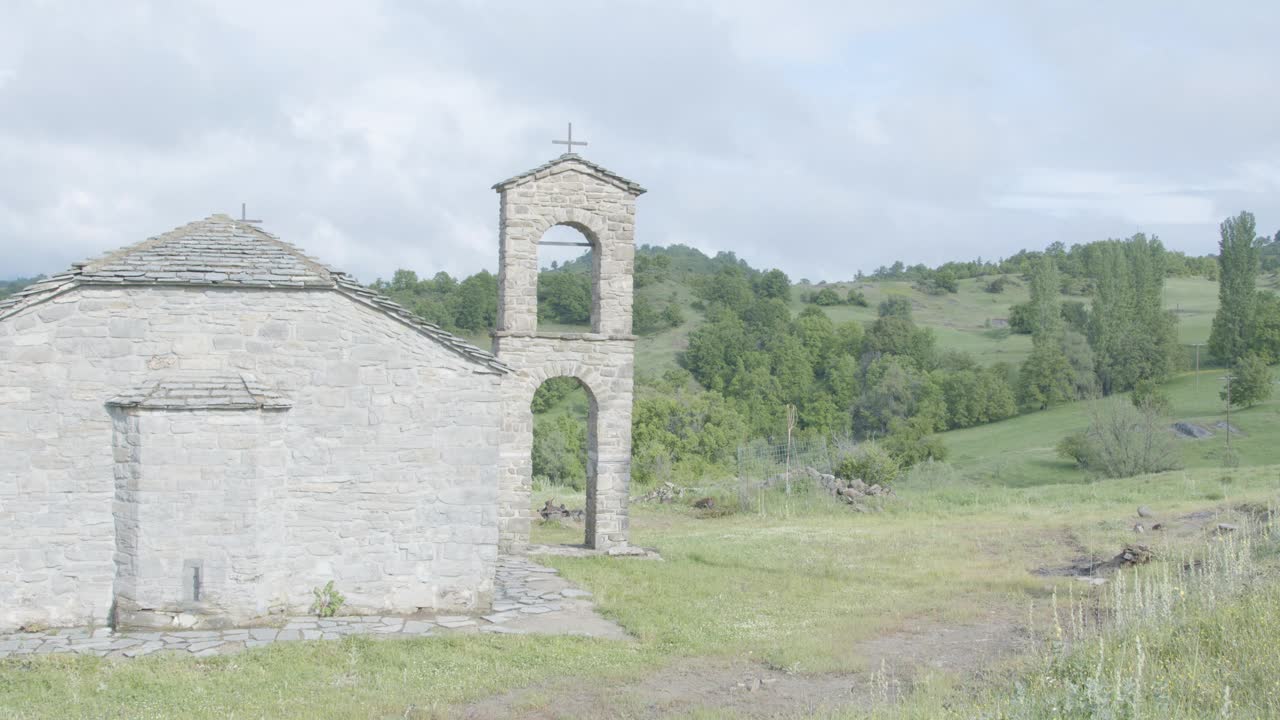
<box><xmin>529</xmin><ymin>375</ymin><xmax>598</xmax><ymax>547</ymax></box>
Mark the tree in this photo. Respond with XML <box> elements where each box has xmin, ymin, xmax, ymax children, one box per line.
<box><xmin>852</xmin><ymin>356</ymin><xmax>944</xmax><ymax>438</ymax></box>
<box><xmin>1086</xmin><ymin>235</ymin><xmax>1179</xmax><ymax>393</ymax></box>
<box><xmin>1018</xmin><ymin>340</ymin><xmax>1075</xmax><ymax>410</ymax></box>
<box><xmin>450</xmin><ymin>270</ymin><xmax>498</xmax><ymax>332</ymax></box>
<box><xmin>1251</xmin><ymin>292</ymin><xmax>1280</xmax><ymax>364</ymax></box>
<box><xmin>1028</xmin><ymin>255</ymin><xmax>1062</xmax><ymax>337</ymax></box>
<box><xmin>1223</xmin><ymin>354</ymin><xmax>1274</xmax><ymax>408</ymax></box>
<box><xmin>537</xmin><ymin>271</ymin><xmax>591</xmax><ymax>325</ymax></box>
<box><xmin>1018</xmin><ymin>255</ymin><xmax>1075</xmax><ymax>409</ymax></box>
<box><xmin>755</xmin><ymin>269</ymin><xmax>791</xmax><ymax>301</ymax></box>
<box><xmin>532</xmin><ymin>414</ymin><xmax>587</xmax><ymax>488</ymax></box>
<box><xmin>1209</xmin><ymin>211</ymin><xmax>1260</xmax><ymax>366</ymax></box>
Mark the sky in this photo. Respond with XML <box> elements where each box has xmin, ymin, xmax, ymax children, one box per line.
<box><xmin>2</xmin><ymin>1</ymin><xmax>1278</xmax><ymax>283</ymax></box>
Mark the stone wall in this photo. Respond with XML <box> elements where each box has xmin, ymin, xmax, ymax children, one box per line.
<box><xmin>493</xmin><ymin>157</ymin><xmax>640</xmax><ymax>551</ymax></box>
<box><xmin>110</xmin><ymin>407</ymin><xmax>290</xmax><ymax>629</ymax></box>
<box><xmin>0</xmin><ymin>285</ymin><xmax>502</xmax><ymax>632</ymax></box>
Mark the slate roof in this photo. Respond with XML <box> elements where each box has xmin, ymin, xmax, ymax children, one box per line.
<box><xmin>492</xmin><ymin>153</ymin><xmax>646</xmax><ymax>196</ymax></box>
<box><xmin>107</xmin><ymin>374</ymin><xmax>292</xmax><ymax>411</ymax></box>
<box><xmin>0</xmin><ymin>215</ymin><xmax>509</xmax><ymax>374</ymax></box>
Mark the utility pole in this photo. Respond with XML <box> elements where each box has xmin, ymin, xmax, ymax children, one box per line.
<box><xmin>1193</xmin><ymin>343</ymin><xmax>1204</xmax><ymax>391</ymax></box>
<box><xmin>1220</xmin><ymin>371</ymin><xmax>1235</xmax><ymax>465</ymax></box>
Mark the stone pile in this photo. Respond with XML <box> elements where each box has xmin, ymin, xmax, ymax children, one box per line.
<box><xmin>636</xmin><ymin>482</ymin><xmax>688</xmax><ymax>503</ymax></box>
<box><xmin>539</xmin><ymin>499</ymin><xmax>585</xmax><ymax>523</ymax></box>
<box><xmin>792</xmin><ymin>466</ymin><xmax>894</xmax><ymax>511</ymax></box>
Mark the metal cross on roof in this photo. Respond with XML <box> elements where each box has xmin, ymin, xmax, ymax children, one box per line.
<box><xmin>239</xmin><ymin>203</ymin><xmax>262</xmax><ymax>224</ymax></box>
<box><xmin>552</xmin><ymin>122</ymin><xmax>588</xmax><ymax>155</ymax></box>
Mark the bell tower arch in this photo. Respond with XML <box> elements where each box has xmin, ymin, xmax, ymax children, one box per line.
<box><xmin>492</xmin><ymin>151</ymin><xmax>645</xmax><ymax>552</ymax></box>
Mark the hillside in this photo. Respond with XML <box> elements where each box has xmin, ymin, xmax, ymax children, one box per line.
<box><xmin>634</xmin><ymin>271</ymin><xmax>1225</xmax><ymax>376</ymax></box>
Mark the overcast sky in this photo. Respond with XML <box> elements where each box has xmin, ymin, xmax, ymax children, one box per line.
<box><xmin>2</xmin><ymin>1</ymin><xmax>1278</xmax><ymax>283</ymax></box>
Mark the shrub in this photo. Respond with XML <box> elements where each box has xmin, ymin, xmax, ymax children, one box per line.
<box><xmin>1063</xmin><ymin>398</ymin><xmax>1182</xmax><ymax>478</ymax></box>
<box><xmin>984</xmin><ymin>276</ymin><xmax>1009</xmax><ymax>293</ymax></box>
<box><xmin>847</xmin><ymin>289</ymin><xmax>869</xmax><ymax>307</ymax></box>
<box><xmin>834</xmin><ymin>443</ymin><xmax>901</xmax><ymax>486</ymax></box>
<box><xmin>811</xmin><ymin>288</ymin><xmax>842</xmax><ymax>306</ymax></box>
<box><xmin>883</xmin><ymin>417</ymin><xmax>948</xmax><ymax>467</ymax></box>
<box><xmin>1055</xmin><ymin>431</ymin><xmax>1092</xmax><ymax>467</ymax></box>
<box><xmin>310</xmin><ymin>581</ymin><xmax>346</xmax><ymax>618</ymax></box>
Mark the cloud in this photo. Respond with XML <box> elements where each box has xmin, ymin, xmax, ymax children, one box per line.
<box><xmin>1</xmin><ymin>1</ymin><xmax>1278</xmax><ymax>283</ymax></box>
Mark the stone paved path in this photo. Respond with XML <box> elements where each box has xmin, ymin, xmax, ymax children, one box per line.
<box><xmin>0</xmin><ymin>556</ymin><xmax>626</xmax><ymax>661</ymax></box>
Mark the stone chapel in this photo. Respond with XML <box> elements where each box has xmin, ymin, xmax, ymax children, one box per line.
<box><xmin>0</xmin><ymin>152</ymin><xmax>642</xmax><ymax>632</ymax></box>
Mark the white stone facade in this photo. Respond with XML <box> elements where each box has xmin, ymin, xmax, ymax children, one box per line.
<box><xmin>0</xmin><ymin>285</ymin><xmax>502</xmax><ymax>631</ymax></box>
<box><xmin>0</xmin><ymin>152</ymin><xmax>644</xmax><ymax>631</ymax></box>
<box><xmin>492</xmin><ymin>155</ymin><xmax>644</xmax><ymax>551</ymax></box>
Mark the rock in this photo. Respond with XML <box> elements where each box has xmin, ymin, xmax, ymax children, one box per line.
<box><xmin>172</xmin><ymin>613</ymin><xmax>200</xmax><ymax>629</ymax></box>
<box><xmin>1216</xmin><ymin>523</ymin><xmax>1239</xmax><ymax>534</ymax></box>
<box><xmin>693</xmin><ymin>497</ymin><xmax>716</xmax><ymax>510</ymax></box>
<box><xmin>637</xmin><ymin>482</ymin><xmax>687</xmax><ymax>504</ymax></box>
<box><xmin>1172</xmin><ymin>422</ymin><xmax>1213</xmax><ymax>439</ymax></box>
<box><xmin>540</xmin><ymin>499</ymin><xmax>585</xmax><ymax>522</ymax></box>
<box><xmin>1137</xmin><ymin>506</ymin><xmax>1154</xmax><ymax>518</ymax></box>
<box><xmin>1116</xmin><ymin>545</ymin><xmax>1155</xmax><ymax>566</ymax></box>
<box><xmin>1152</xmin><ymin>523</ymin><xmax>1164</xmax><ymax>531</ymax></box>
<box><xmin>1133</xmin><ymin>523</ymin><xmax>1145</xmax><ymax>534</ymax></box>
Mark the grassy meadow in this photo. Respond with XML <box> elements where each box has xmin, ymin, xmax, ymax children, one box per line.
<box><xmin>8</xmin><ymin>453</ymin><xmax>1280</xmax><ymax>718</ymax></box>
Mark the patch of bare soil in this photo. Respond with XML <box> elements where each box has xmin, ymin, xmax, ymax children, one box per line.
<box><xmin>452</xmin><ymin>611</ymin><xmax>1024</xmax><ymax>720</ymax></box>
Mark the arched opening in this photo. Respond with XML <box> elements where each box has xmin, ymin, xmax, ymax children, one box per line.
<box><xmin>529</xmin><ymin>375</ymin><xmax>598</xmax><ymax>547</ymax></box>
<box><xmin>536</xmin><ymin>224</ymin><xmax>598</xmax><ymax>333</ymax></box>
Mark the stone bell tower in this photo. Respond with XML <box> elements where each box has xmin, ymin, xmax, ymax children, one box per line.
<box><xmin>491</xmin><ymin>147</ymin><xmax>645</xmax><ymax>552</ymax></box>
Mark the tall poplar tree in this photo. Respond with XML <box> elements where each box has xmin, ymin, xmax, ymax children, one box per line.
<box><xmin>1209</xmin><ymin>211</ymin><xmax>1260</xmax><ymax>366</ymax></box>
<box><xmin>1019</xmin><ymin>255</ymin><xmax>1074</xmax><ymax>409</ymax></box>
<box><xmin>1087</xmin><ymin>235</ymin><xmax>1178</xmax><ymax>394</ymax></box>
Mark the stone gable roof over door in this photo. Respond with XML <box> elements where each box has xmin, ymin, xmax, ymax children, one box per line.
<box><xmin>0</xmin><ymin>214</ymin><xmax>509</xmax><ymax>374</ymax></box>
<box><xmin>492</xmin><ymin>153</ymin><xmax>647</xmax><ymax>196</ymax></box>
<box><xmin>107</xmin><ymin>374</ymin><xmax>293</xmax><ymax>411</ymax></box>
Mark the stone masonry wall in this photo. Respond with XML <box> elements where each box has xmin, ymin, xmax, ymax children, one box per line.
<box><xmin>494</xmin><ymin>158</ymin><xmax>640</xmax><ymax>551</ymax></box>
<box><xmin>111</xmin><ymin>407</ymin><xmax>289</xmax><ymax>629</ymax></box>
<box><xmin>0</xmin><ymin>286</ymin><xmax>502</xmax><ymax>632</ymax></box>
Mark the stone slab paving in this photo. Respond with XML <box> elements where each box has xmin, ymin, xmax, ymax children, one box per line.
<box><xmin>0</xmin><ymin>556</ymin><xmax>627</xmax><ymax>661</ymax></box>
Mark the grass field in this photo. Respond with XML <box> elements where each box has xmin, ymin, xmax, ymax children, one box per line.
<box><xmin>945</xmin><ymin>367</ymin><xmax>1280</xmax><ymax>487</ymax></box>
<box><xmin>8</xmin><ymin>459</ymin><xmax>1280</xmax><ymax>718</ymax></box>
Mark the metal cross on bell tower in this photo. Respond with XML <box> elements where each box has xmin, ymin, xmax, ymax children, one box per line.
<box><xmin>552</xmin><ymin>122</ymin><xmax>588</xmax><ymax>155</ymax></box>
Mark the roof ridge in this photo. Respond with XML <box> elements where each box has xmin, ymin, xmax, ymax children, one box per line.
<box><xmin>492</xmin><ymin>154</ymin><xmax>646</xmax><ymax>195</ymax></box>
<box><xmin>0</xmin><ymin>215</ymin><xmax>511</xmax><ymax>375</ymax></box>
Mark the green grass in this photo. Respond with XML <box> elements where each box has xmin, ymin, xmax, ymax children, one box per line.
<box><xmin>944</xmin><ymin>368</ymin><xmax>1280</xmax><ymax>487</ymax></box>
<box><xmin>9</xmin><ymin>463</ymin><xmax>1280</xmax><ymax>718</ymax></box>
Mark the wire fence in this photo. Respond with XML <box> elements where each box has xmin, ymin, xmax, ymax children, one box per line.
<box><xmin>734</xmin><ymin>436</ymin><xmax>838</xmax><ymax>509</ymax></box>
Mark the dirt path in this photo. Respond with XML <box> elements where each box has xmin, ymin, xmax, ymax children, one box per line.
<box><xmin>454</xmin><ymin>610</ymin><xmax>1024</xmax><ymax>719</ymax></box>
